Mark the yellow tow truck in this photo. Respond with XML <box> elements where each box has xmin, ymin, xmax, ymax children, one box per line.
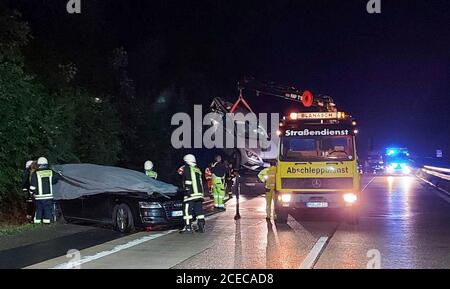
<box><xmin>274</xmin><ymin>110</ymin><xmax>360</xmax><ymax>224</ymax></box>
<box><xmin>233</xmin><ymin>78</ymin><xmax>360</xmax><ymax>223</ymax></box>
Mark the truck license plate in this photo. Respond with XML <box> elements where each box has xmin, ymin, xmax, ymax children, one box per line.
<box><xmin>306</xmin><ymin>202</ymin><xmax>328</xmax><ymax>208</ymax></box>
<box><xmin>171</xmin><ymin>210</ymin><xmax>183</xmax><ymax>217</ymax></box>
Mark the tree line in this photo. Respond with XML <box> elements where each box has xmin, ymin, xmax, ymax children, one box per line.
<box><xmin>0</xmin><ymin>5</ymin><xmax>203</xmax><ymax>219</ymax></box>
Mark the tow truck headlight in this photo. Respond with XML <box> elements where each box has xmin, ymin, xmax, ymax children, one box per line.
<box><xmin>139</xmin><ymin>202</ymin><xmax>162</xmax><ymax>209</ymax></box>
<box><xmin>279</xmin><ymin>194</ymin><xmax>291</xmax><ymax>203</ymax></box>
<box><xmin>343</xmin><ymin>193</ymin><xmax>358</xmax><ymax>204</ymax></box>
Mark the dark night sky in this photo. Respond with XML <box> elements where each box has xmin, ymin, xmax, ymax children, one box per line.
<box><xmin>7</xmin><ymin>0</ymin><xmax>450</xmax><ymax>159</ymax></box>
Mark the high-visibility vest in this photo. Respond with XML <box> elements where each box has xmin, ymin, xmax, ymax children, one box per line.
<box><xmin>258</xmin><ymin>166</ymin><xmax>276</xmax><ymax>190</ymax></box>
<box><xmin>183</xmin><ymin>166</ymin><xmax>204</xmax><ymax>202</ymax></box>
<box><xmin>33</xmin><ymin>169</ymin><xmax>54</xmax><ymax>200</ymax></box>
<box><xmin>145</xmin><ymin>170</ymin><xmax>158</xmax><ymax>179</ymax></box>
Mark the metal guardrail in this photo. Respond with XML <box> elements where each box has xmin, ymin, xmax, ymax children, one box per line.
<box><xmin>422</xmin><ymin>166</ymin><xmax>450</xmax><ymax>181</ymax></box>
<box><xmin>420</xmin><ymin>165</ymin><xmax>450</xmax><ymax>194</ymax></box>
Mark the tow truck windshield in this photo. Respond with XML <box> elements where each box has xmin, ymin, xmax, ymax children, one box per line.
<box><xmin>280</xmin><ymin>136</ymin><xmax>354</xmax><ymax>162</ymax></box>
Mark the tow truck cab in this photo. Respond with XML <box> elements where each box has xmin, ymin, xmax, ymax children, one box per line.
<box><xmin>274</xmin><ymin>111</ymin><xmax>360</xmax><ymax>223</ymax></box>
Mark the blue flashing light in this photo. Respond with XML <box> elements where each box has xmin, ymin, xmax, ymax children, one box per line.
<box><xmin>387</xmin><ymin>149</ymin><xmax>397</xmax><ymax>156</ymax></box>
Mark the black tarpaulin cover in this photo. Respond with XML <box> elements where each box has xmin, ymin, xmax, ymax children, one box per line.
<box><xmin>51</xmin><ymin>164</ymin><xmax>178</xmax><ymax>200</ymax></box>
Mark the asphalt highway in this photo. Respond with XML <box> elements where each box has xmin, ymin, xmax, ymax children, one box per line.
<box><xmin>3</xmin><ymin>175</ymin><xmax>450</xmax><ymax>269</ymax></box>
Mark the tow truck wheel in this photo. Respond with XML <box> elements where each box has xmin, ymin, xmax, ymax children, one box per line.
<box><xmin>275</xmin><ymin>208</ymin><xmax>288</xmax><ymax>224</ymax></box>
<box><xmin>113</xmin><ymin>203</ymin><xmax>135</xmax><ymax>233</ymax></box>
<box><xmin>345</xmin><ymin>208</ymin><xmax>360</xmax><ymax>225</ymax></box>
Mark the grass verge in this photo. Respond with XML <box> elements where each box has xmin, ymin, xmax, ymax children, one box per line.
<box><xmin>0</xmin><ymin>223</ymin><xmax>42</xmax><ymax>237</ymax></box>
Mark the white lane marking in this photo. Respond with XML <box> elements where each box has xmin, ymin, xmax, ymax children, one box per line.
<box><xmin>417</xmin><ymin>176</ymin><xmax>450</xmax><ymax>203</ymax></box>
<box><xmin>52</xmin><ymin>230</ymin><xmax>176</xmax><ymax>269</ymax></box>
<box><xmin>50</xmin><ymin>211</ymin><xmax>226</xmax><ymax>269</ymax></box>
<box><xmin>298</xmin><ymin>176</ymin><xmax>375</xmax><ymax>270</ymax></box>
<box><xmin>361</xmin><ymin>176</ymin><xmax>376</xmax><ymax>193</ymax></box>
<box><xmin>299</xmin><ymin>236</ymin><xmax>329</xmax><ymax>269</ymax></box>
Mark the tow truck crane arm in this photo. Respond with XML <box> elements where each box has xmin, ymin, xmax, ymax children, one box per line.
<box><xmin>238</xmin><ymin>77</ymin><xmax>337</xmax><ymax>112</ymax></box>
<box><xmin>210</xmin><ymin>77</ymin><xmax>339</xmax><ymax>116</ymax></box>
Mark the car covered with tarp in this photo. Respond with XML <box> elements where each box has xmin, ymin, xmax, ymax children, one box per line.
<box><xmin>53</xmin><ymin>164</ymin><xmax>184</xmax><ymax>233</ymax></box>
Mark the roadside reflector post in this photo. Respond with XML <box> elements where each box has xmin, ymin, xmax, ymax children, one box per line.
<box><xmin>234</xmin><ymin>173</ymin><xmax>241</xmax><ymax>220</ymax></box>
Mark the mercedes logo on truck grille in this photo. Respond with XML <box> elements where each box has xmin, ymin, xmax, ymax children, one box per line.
<box><xmin>312</xmin><ymin>179</ymin><xmax>322</xmax><ymax>188</ymax></box>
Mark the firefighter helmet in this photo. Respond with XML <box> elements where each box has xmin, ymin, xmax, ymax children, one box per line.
<box><xmin>144</xmin><ymin>160</ymin><xmax>153</xmax><ymax>171</ymax></box>
<box><xmin>25</xmin><ymin>160</ymin><xmax>33</xmax><ymax>169</ymax></box>
<box><xmin>37</xmin><ymin>157</ymin><xmax>48</xmax><ymax>166</ymax></box>
<box><xmin>183</xmin><ymin>154</ymin><xmax>197</xmax><ymax>166</ymax></box>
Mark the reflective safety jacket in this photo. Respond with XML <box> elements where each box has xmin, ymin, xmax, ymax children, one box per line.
<box><xmin>177</xmin><ymin>165</ymin><xmax>185</xmax><ymax>176</ymax></box>
<box><xmin>204</xmin><ymin>167</ymin><xmax>212</xmax><ymax>190</ymax></box>
<box><xmin>145</xmin><ymin>170</ymin><xmax>158</xmax><ymax>179</ymax></box>
<box><xmin>258</xmin><ymin>166</ymin><xmax>276</xmax><ymax>190</ymax></box>
<box><xmin>204</xmin><ymin>167</ymin><xmax>212</xmax><ymax>180</ymax></box>
<box><xmin>30</xmin><ymin>167</ymin><xmax>60</xmax><ymax>200</ymax></box>
<box><xmin>182</xmin><ymin>165</ymin><xmax>204</xmax><ymax>202</ymax></box>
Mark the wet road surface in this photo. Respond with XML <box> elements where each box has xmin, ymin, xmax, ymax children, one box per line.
<box><xmin>0</xmin><ymin>224</ymin><xmax>123</xmax><ymax>269</ymax></box>
<box><xmin>5</xmin><ymin>175</ymin><xmax>450</xmax><ymax>269</ymax></box>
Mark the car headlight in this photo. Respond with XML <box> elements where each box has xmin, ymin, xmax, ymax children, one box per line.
<box><xmin>401</xmin><ymin>165</ymin><xmax>411</xmax><ymax>174</ymax></box>
<box><xmin>139</xmin><ymin>202</ymin><xmax>162</xmax><ymax>209</ymax></box>
<box><xmin>343</xmin><ymin>193</ymin><xmax>358</xmax><ymax>204</ymax></box>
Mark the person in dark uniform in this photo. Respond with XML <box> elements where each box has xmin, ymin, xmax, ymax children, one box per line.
<box><xmin>224</xmin><ymin>160</ymin><xmax>234</xmax><ymax>199</ymax></box>
<box><xmin>22</xmin><ymin>160</ymin><xmax>35</xmax><ymax>222</ymax></box>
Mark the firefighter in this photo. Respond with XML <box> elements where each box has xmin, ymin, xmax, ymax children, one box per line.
<box><xmin>144</xmin><ymin>160</ymin><xmax>158</xmax><ymax>179</ymax></box>
<box><xmin>22</xmin><ymin>161</ymin><xmax>33</xmax><ymax>189</ymax></box>
<box><xmin>21</xmin><ymin>160</ymin><xmax>35</xmax><ymax>222</ymax></box>
<box><xmin>211</xmin><ymin>155</ymin><xmax>226</xmax><ymax>210</ymax></box>
<box><xmin>258</xmin><ymin>161</ymin><xmax>277</xmax><ymax>221</ymax></box>
<box><xmin>180</xmin><ymin>154</ymin><xmax>205</xmax><ymax>233</ymax></box>
<box><xmin>29</xmin><ymin>157</ymin><xmax>60</xmax><ymax>224</ymax></box>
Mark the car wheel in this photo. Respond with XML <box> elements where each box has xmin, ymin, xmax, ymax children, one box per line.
<box><xmin>114</xmin><ymin>203</ymin><xmax>135</xmax><ymax>233</ymax></box>
<box><xmin>55</xmin><ymin>204</ymin><xmax>67</xmax><ymax>224</ymax></box>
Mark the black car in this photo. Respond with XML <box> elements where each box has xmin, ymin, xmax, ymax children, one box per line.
<box><xmin>58</xmin><ymin>191</ymin><xmax>184</xmax><ymax>233</ymax></box>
